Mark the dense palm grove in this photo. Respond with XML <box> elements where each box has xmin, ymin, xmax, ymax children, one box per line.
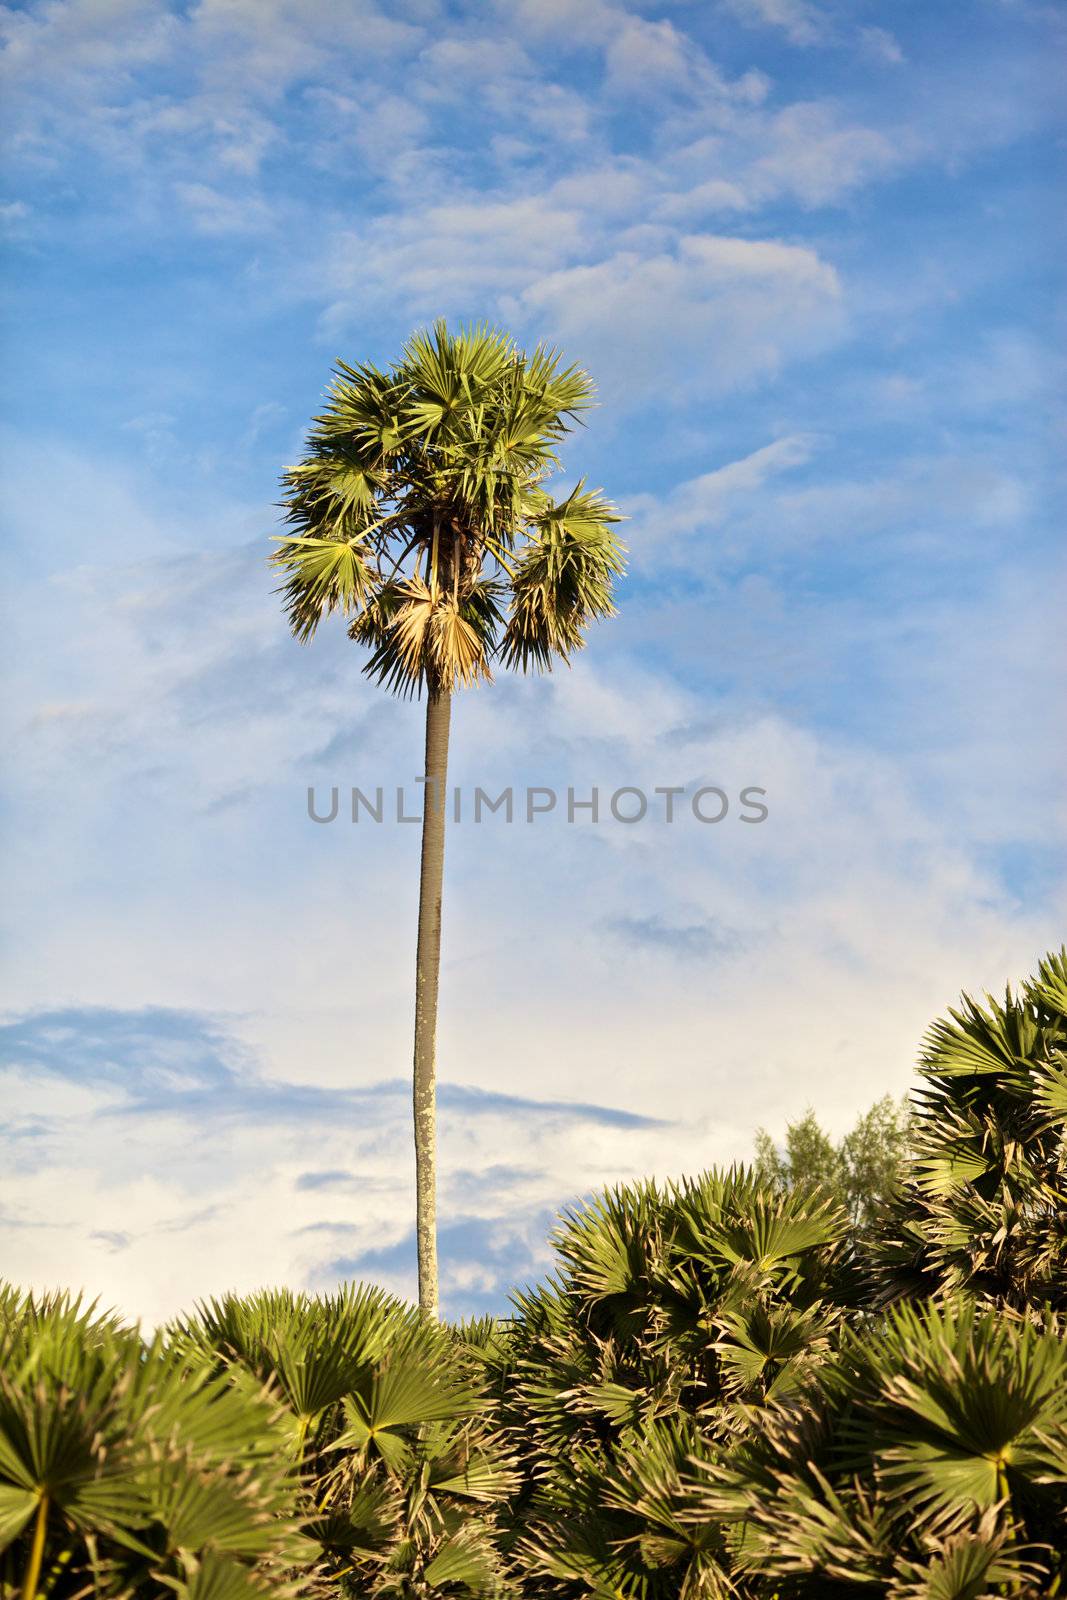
<box><xmin>3</xmin><ymin>950</ymin><xmax>1065</xmax><ymax>1599</ymax></box>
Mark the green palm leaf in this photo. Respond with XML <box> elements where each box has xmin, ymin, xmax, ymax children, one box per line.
<box><xmin>0</xmin><ymin>1288</ymin><xmax>306</xmax><ymax>1596</ymax></box>
<box><xmin>421</xmin><ymin>1525</ymin><xmax>500</xmax><ymax>1591</ymax></box>
<box><xmin>840</xmin><ymin>1301</ymin><xmax>1067</xmax><ymax>1532</ymax></box>
<box><xmin>891</xmin><ymin>1511</ymin><xmax>1044</xmax><ymax>1599</ymax></box>
<box><xmin>160</xmin><ymin>1550</ymin><xmax>284</xmax><ymax>1600</ymax></box>
<box><xmin>270</xmin><ymin>534</ymin><xmax>374</xmax><ymax>643</ymax></box>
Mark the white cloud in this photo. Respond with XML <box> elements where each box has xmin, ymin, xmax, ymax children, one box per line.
<box><xmin>627</xmin><ymin>433</ymin><xmax>822</xmax><ymax>568</ymax></box>
<box><xmin>416</xmin><ymin>34</ymin><xmax>532</xmax><ymax>87</ymax></box>
<box><xmin>768</xmin><ymin>454</ymin><xmax>1030</xmax><ymax>544</ymax></box>
<box><xmin>746</xmin><ymin>102</ymin><xmax>903</xmax><ymax>206</ymax></box>
<box><xmin>511</xmin><ymin>233</ymin><xmax>844</xmax><ymax>398</ymax></box>
<box><xmin>0</xmin><ymin>199</ymin><xmax>31</xmax><ymax>239</ymax></box>
<box><xmin>631</xmin><ymin>436</ymin><xmax>1032</xmax><ymax>558</ymax></box>
<box><xmin>3</xmin><ymin>657</ymin><xmax>1059</xmax><ymax>1324</ymax></box>
<box><xmin>658</xmin><ymin>178</ymin><xmax>753</xmax><ymax>219</ymax></box>
<box><xmin>2</xmin><ymin>419</ymin><xmax>1062</xmax><ymax>1322</ymax></box>
<box><xmin>496</xmin><ymin>0</ymin><xmax>622</xmax><ymax>50</ymax></box>
<box><xmin>860</xmin><ymin>25</ymin><xmax>906</xmax><ymax>64</ymax></box>
<box><xmin>0</xmin><ymin>0</ymin><xmax>178</xmax><ymax>90</ymax></box>
<box><xmin>718</xmin><ymin>0</ymin><xmax>829</xmax><ymax>46</ymax></box>
<box><xmin>604</xmin><ymin>14</ymin><xmax>726</xmax><ymax>98</ymax></box>
<box><xmin>189</xmin><ymin>0</ymin><xmax>418</xmax><ymax>94</ymax></box>
<box><xmin>320</xmin><ymin>193</ymin><xmax>591</xmax><ymax>331</ymax></box>
<box><xmin>1</xmin><ymin>1040</ymin><xmax>744</xmax><ymax>1322</ymax></box>
<box><xmin>0</xmin><ymin>0</ymin><xmax>420</xmax><ymax>226</ymax></box>
<box><xmin>173</xmin><ymin>179</ymin><xmax>274</xmax><ymax>234</ymax></box>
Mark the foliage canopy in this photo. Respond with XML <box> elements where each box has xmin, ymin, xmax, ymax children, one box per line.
<box><xmin>3</xmin><ymin>949</ymin><xmax>1065</xmax><ymax>1597</ymax></box>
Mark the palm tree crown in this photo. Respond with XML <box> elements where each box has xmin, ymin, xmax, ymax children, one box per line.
<box><xmin>272</xmin><ymin>321</ymin><xmax>624</xmax><ymax>692</ymax></box>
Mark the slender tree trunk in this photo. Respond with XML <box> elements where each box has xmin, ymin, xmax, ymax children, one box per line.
<box><xmin>21</xmin><ymin>1493</ymin><xmax>48</xmax><ymax>1600</ymax></box>
<box><xmin>413</xmin><ymin>687</ymin><xmax>451</xmax><ymax>1319</ymax></box>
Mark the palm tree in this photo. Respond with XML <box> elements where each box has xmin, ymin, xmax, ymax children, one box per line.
<box><xmin>703</xmin><ymin>1297</ymin><xmax>1067</xmax><ymax>1596</ymax></box>
<box><xmin>176</xmin><ymin>1283</ymin><xmax>517</xmax><ymax>1596</ymax></box>
<box><xmin>505</xmin><ymin>1167</ymin><xmax>851</xmax><ymax>1598</ymax></box>
<box><xmin>870</xmin><ymin>947</ymin><xmax>1067</xmax><ymax>1311</ymax></box>
<box><xmin>0</xmin><ymin>1286</ymin><xmax>307</xmax><ymax>1599</ymax></box>
<box><xmin>272</xmin><ymin>322</ymin><xmax>623</xmax><ymax>1318</ymax></box>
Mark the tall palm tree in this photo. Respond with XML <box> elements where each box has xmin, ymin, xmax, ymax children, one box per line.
<box><xmin>272</xmin><ymin>322</ymin><xmax>623</xmax><ymax>1319</ymax></box>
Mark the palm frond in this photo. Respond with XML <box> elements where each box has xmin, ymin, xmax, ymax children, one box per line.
<box><xmin>270</xmin><ymin>534</ymin><xmax>374</xmax><ymax>643</ymax></box>
<box><xmin>500</xmin><ymin>482</ymin><xmax>625</xmax><ymax>671</ymax></box>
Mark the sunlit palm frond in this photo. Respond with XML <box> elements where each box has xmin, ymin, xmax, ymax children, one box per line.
<box><xmin>1029</xmin><ymin>946</ymin><xmax>1067</xmax><ymax>1022</ymax></box>
<box><xmin>353</xmin><ymin>576</ymin><xmax>503</xmax><ymax>697</ymax></box>
<box><xmin>176</xmin><ymin>1284</ymin><xmax>412</xmax><ymax>1441</ymax></box>
<box><xmin>870</xmin><ymin>951</ymin><xmax>1067</xmax><ymax>1312</ymax></box>
<box><xmin>270</xmin><ymin>534</ymin><xmax>375</xmax><ymax>643</ymax></box>
<box><xmin>419</xmin><ymin>1522</ymin><xmax>508</xmax><ymax>1594</ymax></box>
<box><xmin>1031</xmin><ymin>1053</ymin><xmax>1067</xmax><ymax>1130</ymax></box>
<box><xmin>890</xmin><ymin>1511</ymin><xmax>1045</xmax><ymax>1600</ymax></box>
<box><xmin>429</xmin><ymin>598</ymin><xmax>493</xmax><ymax>690</ymax></box>
<box><xmin>0</xmin><ymin>1289</ymin><xmax>308</xmax><ymax>1598</ymax></box>
<box><xmin>500</xmin><ymin>483</ymin><xmax>625</xmax><ymax>671</ymax></box>
<box><xmin>713</xmin><ymin>1300</ymin><xmax>838</xmax><ymax>1404</ymax></box>
<box><xmin>841</xmin><ymin>1300</ymin><xmax>1067</xmax><ymax>1533</ymax></box>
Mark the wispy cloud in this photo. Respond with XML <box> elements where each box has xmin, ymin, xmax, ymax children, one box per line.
<box><xmin>173</xmin><ymin>182</ymin><xmax>275</xmax><ymax>236</ymax></box>
<box><xmin>717</xmin><ymin>0</ymin><xmax>829</xmax><ymax>47</ymax></box>
<box><xmin>0</xmin><ymin>1007</ymin><xmax>663</xmax><ymax>1129</ymax></box>
<box><xmin>326</xmin><ymin>1212</ymin><xmax>561</xmax><ymax>1316</ymax></box>
<box><xmin>0</xmin><ymin>1003</ymin><xmax>698</xmax><ymax>1321</ymax></box>
<box><xmin>607</xmin><ymin>915</ymin><xmax>745</xmax><ymax>960</ymax></box>
<box><xmin>510</xmin><ymin>235</ymin><xmax>844</xmax><ymax>401</ymax></box>
<box><xmin>859</xmin><ymin>25</ymin><xmax>905</xmax><ymax>65</ymax></box>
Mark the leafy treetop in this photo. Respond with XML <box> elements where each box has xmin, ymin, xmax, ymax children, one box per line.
<box><xmin>272</xmin><ymin>321</ymin><xmax>624</xmax><ymax>699</ymax></box>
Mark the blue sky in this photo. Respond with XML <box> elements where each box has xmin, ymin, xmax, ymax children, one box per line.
<box><xmin>1</xmin><ymin>0</ymin><xmax>1064</xmax><ymax>1322</ymax></box>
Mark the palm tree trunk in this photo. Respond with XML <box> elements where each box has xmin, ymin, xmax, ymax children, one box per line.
<box><xmin>413</xmin><ymin>687</ymin><xmax>451</xmax><ymax>1319</ymax></box>
<box><xmin>22</xmin><ymin>1493</ymin><xmax>48</xmax><ymax>1600</ymax></box>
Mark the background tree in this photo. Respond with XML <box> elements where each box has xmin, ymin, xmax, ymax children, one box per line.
<box><xmin>272</xmin><ymin>323</ymin><xmax>623</xmax><ymax>1319</ymax></box>
<box><xmin>754</xmin><ymin>1094</ymin><xmax>912</xmax><ymax>1235</ymax></box>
